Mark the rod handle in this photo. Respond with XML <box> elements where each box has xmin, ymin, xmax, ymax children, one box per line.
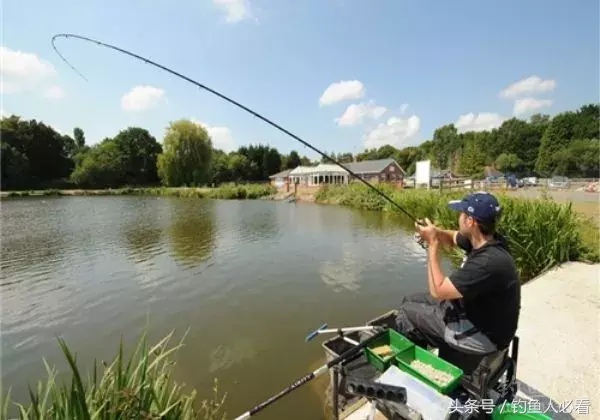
<box><xmin>305</xmin><ymin>323</ymin><xmax>328</xmax><ymax>342</ymax></box>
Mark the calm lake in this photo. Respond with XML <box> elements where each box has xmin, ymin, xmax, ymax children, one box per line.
<box><xmin>1</xmin><ymin>196</ymin><xmax>451</xmax><ymax>419</ymax></box>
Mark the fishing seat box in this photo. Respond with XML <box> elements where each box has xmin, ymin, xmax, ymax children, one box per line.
<box><xmin>321</xmin><ymin>310</ymin><xmax>399</xmax><ymax>413</ymax></box>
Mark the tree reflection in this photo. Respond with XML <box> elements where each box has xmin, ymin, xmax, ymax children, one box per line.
<box><xmin>168</xmin><ymin>199</ymin><xmax>217</xmax><ymax>268</ymax></box>
<box><xmin>120</xmin><ymin>198</ymin><xmax>165</xmax><ymax>264</ymax></box>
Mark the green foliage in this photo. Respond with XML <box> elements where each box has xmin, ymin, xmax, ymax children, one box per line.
<box><xmin>73</xmin><ymin>127</ymin><xmax>85</xmax><ymax>149</ymax></box>
<box><xmin>535</xmin><ymin>105</ymin><xmax>599</xmax><ymax>176</ymax></box>
<box><xmin>432</xmin><ymin>124</ymin><xmax>459</xmax><ymax>169</ymax></box>
<box><xmin>0</xmin><ymin>331</ymin><xmax>226</xmax><ymax>419</ymax></box>
<box><xmin>113</xmin><ymin>127</ymin><xmax>163</xmax><ymax>185</ymax></box>
<box><xmin>70</xmin><ymin>140</ymin><xmax>123</xmax><ymax>188</ymax></box>
<box><xmin>237</xmin><ymin>144</ymin><xmax>282</xmax><ymax>181</ymax></box>
<box><xmin>1</xmin><ymin>115</ymin><xmax>73</xmax><ymax>189</ymax></box>
<box><xmin>158</xmin><ymin>120</ymin><xmax>213</xmax><ymax>187</ymax></box>
<box><xmin>283</xmin><ymin>150</ymin><xmax>302</xmax><ymax>169</ymax></box>
<box><xmin>3</xmin><ymin>102</ymin><xmax>597</xmax><ymax>191</ymax></box>
<box><xmin>315</xmin><ymin>184</ymin><xmax>597</xmax><ymax>280</ymax></box>
<box><xmin>495</xmin><ymin>153</ymin><xmax>523</xmax><ymax>173</ymax></box>
<box><xmin>458</xmin><ymin>136</ymin><xmax>487</xmax><ymax>176</ymax></box>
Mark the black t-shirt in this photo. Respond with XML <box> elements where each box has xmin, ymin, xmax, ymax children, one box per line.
<box><xmin>448</xmin><ymin>232</ymin><xmax>521</xmax><ymax>349</ymax></box>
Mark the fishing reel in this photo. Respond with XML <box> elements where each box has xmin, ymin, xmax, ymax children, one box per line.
<box><xmin>414</xmin><ymin>232</ymin><xmax>428</xmax><ymax>250</ymax></box>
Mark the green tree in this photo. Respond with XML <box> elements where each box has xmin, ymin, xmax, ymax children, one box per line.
<box><xmin>535</xmin><ymin>111</ymin><xmax>579</xmax><ymax>176</ymax></box>
<box><xmin>300</xmin><ymin>156</ymin><xmax>312</xmax><ymax>166</ymax></box>
<box><xmin>432</xmin><ymin>124</ymin><xmax>458</xmax><ymax>169</ymax></box>
<box><xmin>71</xmin><ymin>140</ymin><xmax>123</xmax><ymax>188</ymax></box>
<box><xmin>458</xmin><ymin>137</ymin><xmax>487</xmax><ymax>176</ymax></box>
<box><xmin>0</xmin><ymin>115</ymin><xmax>74</xmax><ymax>188</ymax></box>
<box><xmin>74</xmin><ymin>127</ymin><xmax>85</xmax><ymax>149</ymax></box>
<box><xmin>227</xmin><ymin>153</ymin><xmax>251</xmax><ymax>182</ymax></box>
<box><xmin>495</xmin><ymin>153</ymin><xmax>524</xmax><ymax>173</ymax></box>
<box><xmin>338</xmin><ymin>152</ymin><xmax>354</xmax><ymax>163</ymax></box>
<box><xmin>285</xmin><ymin>150</ymin><xmax>301</xmax><ymax>169</ymax></box>
<box><xmin>210</xmin><ymin>149</ymin><xmax>231</xmax><ymax>185</ymax></box>
<box><xmin>112</xmin><ymin>127</ymin><xmax>162</xmax><ymax>184</ymax></box>
<box><xmin>157</xmin><ymin>120</ymin><xmax>213</xmax><ymax>186</ymax></box>
<box><xmin>263</xmin><ymin>147</ymin><xmax>282</xmax><ymax>178</ymax></box>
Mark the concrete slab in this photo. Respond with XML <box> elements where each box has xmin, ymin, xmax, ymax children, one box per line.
<box><xmin>514</xmin><ymin>262</ymin><xmax>599</xmax><ymax>420</ymax></box>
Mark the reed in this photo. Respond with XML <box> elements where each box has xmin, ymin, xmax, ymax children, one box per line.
<box><xmin>316</xmin><ymin>184</ymin><xmax>598</xmax><ymax>281</ymax></box>
<box><xmin>1</xmin><ymin>331</ymin><xmax>226</xmax><ymax>420</ymax></box>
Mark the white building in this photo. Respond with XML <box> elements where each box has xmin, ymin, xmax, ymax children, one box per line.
<box><xmin>289</xmin><ymin>164</ymin><xmax>350</xmax><ymax>186</ymax></box>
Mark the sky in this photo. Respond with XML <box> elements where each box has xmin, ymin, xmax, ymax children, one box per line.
<box><xmin>1</xmin><ymin>0</ymin><xmax>599</xmax><ymax>159</ymax></box>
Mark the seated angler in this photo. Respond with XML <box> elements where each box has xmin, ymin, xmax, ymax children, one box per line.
<box><xmin>395</xmin><ymin>192</ymin><xmax>521</xmax><ymax>367</ymax></box>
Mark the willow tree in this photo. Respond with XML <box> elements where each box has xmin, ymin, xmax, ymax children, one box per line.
<box><xmin>157</xmin><ymin>120</ymin><xmax>213</xmax><ymax>186</ymax></box>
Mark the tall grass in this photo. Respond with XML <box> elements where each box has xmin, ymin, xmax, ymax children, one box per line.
<box><xmin>316</xmin><ymin>184</ymin><xmax>598</xmax><ymax>281</ymax></box>
<box><xmin>1</xmin><ymin>331</ymin><xmax>226</xmax><ymax>419</ymax></box>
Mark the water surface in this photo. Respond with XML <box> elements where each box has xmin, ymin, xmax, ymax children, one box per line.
<box><xmin>1</xmin><ymin>196</ymin><xmax>448</xmax><ymax>419</ymax></box>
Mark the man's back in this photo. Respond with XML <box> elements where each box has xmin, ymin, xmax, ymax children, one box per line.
<box><xmin>449</xmin><ymin>233</ymin><xmax>521</xmax><ymax>349</ymax></box>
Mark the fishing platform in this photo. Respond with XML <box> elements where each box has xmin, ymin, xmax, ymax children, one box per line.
<box><xmin>318</xmin><ymin>310</ymin><xmax>542</xmax><ymax>420</ymax></box>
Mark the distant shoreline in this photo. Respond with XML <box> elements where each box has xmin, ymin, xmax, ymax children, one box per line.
<box><xmin>0</xmin><ymin>185</ymin><xmax>276</xmax><ymax>200</ymax></box>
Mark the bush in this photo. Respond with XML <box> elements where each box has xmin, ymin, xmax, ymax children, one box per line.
<box><xmin>1</xmin><ymin>331</ymin><xmax>226</xmax><ymax>419</ymax></box>
<box><xmin>316</xmin><ymin>184</ymin><xmax>597</xmax><ymax>281</ymax></box>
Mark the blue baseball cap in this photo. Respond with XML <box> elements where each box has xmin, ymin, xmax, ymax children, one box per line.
<box><xmin>448</xmin><ymin>192</ymin><xmax>502</xmax><ymax>224</ymax></box>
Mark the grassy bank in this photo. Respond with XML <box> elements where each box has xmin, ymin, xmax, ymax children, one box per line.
<box><xmin>1</xmin><ymin>183</ymin><xmax>277</xmax><ymax>200</ymax></box>
<box><xmin>316</xmin><ymin>183</ymin><xmax>599</xmax><ymax>281</ymax></box>
<box><xmin>1</xmin><ymin>331</ymin><xmax>226</xmax><ymax>419</ymax></box>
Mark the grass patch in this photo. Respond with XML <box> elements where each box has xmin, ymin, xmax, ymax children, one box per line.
<box><xmin>1</xmin><ymin>331</ymin><xmax>226</xmax><ymax>419</ymax></box>
<box><xmin>316</xmin><ymin>184</ymin><xmax>598</xmax><ymax>281</ymax></box>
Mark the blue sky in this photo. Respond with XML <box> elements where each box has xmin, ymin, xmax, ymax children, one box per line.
<box><xmin>2</xmin><ymin>0</ymin><xmax>598</xmax><ymax>159</ymax></box>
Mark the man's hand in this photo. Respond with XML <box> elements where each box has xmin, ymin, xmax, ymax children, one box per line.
<box><xmin>415</xmin><ymin>218</ymin><xmax>440</xmax><ymax>245</ymax></box>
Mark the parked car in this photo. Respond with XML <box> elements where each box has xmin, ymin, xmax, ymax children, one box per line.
<box><xmin>549</xmin><ymin>176</ymin><xmax>570</xmax><ymax>188</ymax></box>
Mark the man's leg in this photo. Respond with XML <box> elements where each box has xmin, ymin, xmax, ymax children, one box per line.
<box><xmin>395</xmin><ymin>293</ymin><xmax>447</xmax><ymax>349</ymax></box>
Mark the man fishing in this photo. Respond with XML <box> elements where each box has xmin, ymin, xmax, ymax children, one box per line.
<box><xmin>395</xmin><ymin>191</ymin><xmax>521</xmax><ymax>359</ymax></box>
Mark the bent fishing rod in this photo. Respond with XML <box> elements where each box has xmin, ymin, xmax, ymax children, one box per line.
<box><xmin>51</xmin><ymin>33</ymin><xmax>422</xmax><ymax>224</ymax></box>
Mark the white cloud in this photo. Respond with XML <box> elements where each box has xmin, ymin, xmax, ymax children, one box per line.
<box><xmin>335</xmin><ymin>101</ymin><xmax>387</xmax><ymax>126</ymax></box>
<box><xmin>363</xmin><ymin>115</ymin><xmax>420</xmax><ymax>149</ymax></box>
<box><xmin>44</xmin><ymin>85</ymin><xmax>65</xmax><ymax>100</ymax></box>
<box><xmin>513</xmin><ymin>98</ymin><xmax>552</xmax><ymax>116</ymax></box>
<box><xmin>499</xmin><ymin>75</ymin><xmax>556</xmax><ymax>99</ymax></box>
<box><xmin>0</xmin><ymin>107</ymin><xmax>6</xmax><ymax>117</ymax></box>
<box><xmin>0</xmin><ymin>46</ymin><xmax>57</xmax><ymax>94</ymax></box>
<box><xmin>213</xmin><ymin>0</ymin><xmax>253</xmax><ymax>23</ymax></box>
<box><xmin>121</xmin><ymin>85</ymin><xmax>165</xmax><ymax>111</ymax></box>
<box><xmin>319</xmin><ymin>80</ymin><xmax>365</xmax><ymax>106</ymax></box>
<box><xmin>192</xmin><ymin>119</ymin><xmax>236</xmax><ymax>152</ymax></box>
<box><xmin>455</xmin><ymin>112</ymin><xmax>506</xmax><ymax>133</ymax></box>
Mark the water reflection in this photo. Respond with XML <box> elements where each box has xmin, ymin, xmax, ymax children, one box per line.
<box><xmin>236</xmin><ymin>201</ymin><xmax>281</xmax><ymax>243</ymax></box>
<box><xmin>168</xmin><ymin>199</ymin><xmax>217</xmax><ymax>268</ymax></box>
<box><xmin>319</xmin><ymin>242</ymin><xmax>363</xmax><ymax>292</ymax></box>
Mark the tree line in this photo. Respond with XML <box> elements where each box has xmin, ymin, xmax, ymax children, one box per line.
<box><xmin>354</xmin><ymin>103</ymin><xmax>599</xmax><ymax>178</ymax></box>
<box><xmin>1</xmin><ymin>103</ymin><xmax>597</xmax><ymax>190</ymax></box>
<box><xmin>0</xmin><ymin>117</ymin><xmax>312</xmax><ymax>189</ymax></box>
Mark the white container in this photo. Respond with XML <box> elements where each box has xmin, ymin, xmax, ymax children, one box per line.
<box><xmin>376</xmin><ymin>365</ymin><xmax>455</xmax><ymax>420</ymax></box>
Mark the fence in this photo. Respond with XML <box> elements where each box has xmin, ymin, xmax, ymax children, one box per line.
<box><xmin>407</xmin><ymin>177</ymin><xmax>599</xmax><ymax>193</ymax></box>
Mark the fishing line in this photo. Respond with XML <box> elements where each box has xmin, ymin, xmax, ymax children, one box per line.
<box><xmin>51</xmin><ymin>33</ymin><xmax>421</xmax><ymax>223</ymax></box>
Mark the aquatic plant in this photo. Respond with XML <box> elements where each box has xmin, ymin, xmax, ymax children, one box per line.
<box><xmin>316</xmin><ymin>184</ymin><xmax>599</xmax><ymax>280</ymax></box>
<box><xmin>1</xmin><ymin>331</ymin><xmax>226</xmax><ymax>419</ymax></box>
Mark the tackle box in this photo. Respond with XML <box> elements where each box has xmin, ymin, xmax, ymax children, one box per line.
<box><xmin>364</xmin><ymin>329</ymin><xmax>414</xmax><ymax>371</ymax></box>
<box><xmin>395</xmin><ymin>345</ymin><xmax>464</xmax><ymax>394</ymax></box>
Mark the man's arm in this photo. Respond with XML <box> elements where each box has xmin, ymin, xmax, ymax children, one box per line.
<box><xmin>427</xmin><ymin>240</ymin><xmax>463</xmax><ymax>300</ymax></box>
<box><xmin>436</xmin><ymin>229</ymin><xmax>458</xmax><ymax>247</ymax></box>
